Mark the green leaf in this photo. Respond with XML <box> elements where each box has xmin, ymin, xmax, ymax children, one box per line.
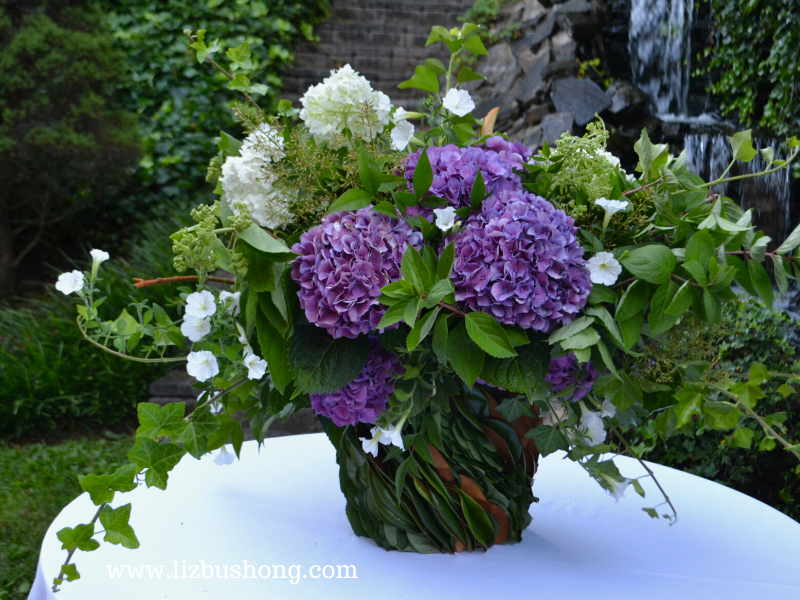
<box><xmin>289</xmin><ymin>325</ymin><xmax>369</xmax><ymax>394</ymax></box>
<box><xmin>632</xmin><ymin>479</ymin><xmax>646</xmax><ymax>498</ymax></box>
<box><xmin>616</xmin><ymin>280</ymin><xmax>650</xmax><ymax>321</ymax></box>
<box><xmin>495</xmin><ymin>397</ymin><xmax>534</xmax><ymax>422</ymax></box>
<box><xmin>402</xmin><ymin>245</ymin><xmax>432</xmax><ymax>293</ymax></box>
<box><xmin>548</xmin><ymin>316</ymin><xmax>594</xmax><ymax>344</ymax></box>
<box><xmin>407</xmin><ymin>307</ymin><xmax>440</xmax><ymax>351</ymax></box>
<box><xmin>176</xmin><ymin>405</ymin><xmax>219</xmax><ymax>459</ymax></box>
<box><xmin>397</xmin><ymin>65</ymin><xmax>440</xmax><ymax>94</ymax></box>
<box><xmin>437</xmin><ymin>242</ymin><xmax>456</xmax><ymax>282</ymax></box>
<box><xmin>726</xmin><ymin>426</ymin><xmax>754</xmax><ymax>449</ymax></box>
<box><xmin>748</xmin><ymin>260</ymin><xmax>773</xmax><ymax>308</ymax></box>
<box><xmin>431</xmin><ymin>313</ymin><xmax>449</xmax><ymax>364</ymax></box>
<box><xmin>525</xmin><ymin>425</ymin><xmax>569</xmax><ymax>456</ymax></box>
<box><xmin>749</xmin><ymin>235</ymin><xmax>771</xmax><ymax>263</ymax></box>
<box><xmin>642</xmin><ymin>507</ymin><xmax>659</xmax><ymax>519</ymax></box>
<box><xmin>588</xmin><ymin>284</ymin><xmax>617</xmax><ymax>305</ymax></box>
<box><xmin>238</xmin><ymin>225</ymin><xmax>296</xmax><ymax>261</ymax></box>
<box><xmin>463</xmin><ymin>35</ymin><xmax>489</xmax><ymax>55</ymax></box>
<box><xmin>413</xmin><ymin>149</ymin><xmax>433</xmax><ymax>199</ymax></box>
<box><xmin>618</xmin><ymin>311</ymin><xmax>643</xmax><ymax>349</ymax></box>
<box><xmin>372</xmin><ymin>201</ymin><xmax>400</xmax><ymax>219</ymax></box>
<box><xmin>61</xmin><ymin>563</ymin><xmax>80</xmax><ymax>582</ymax></box>
<box><xmin>464</xmin><ymin>312</ymin><xmax>517</xmax><ymax>358</ymax></box>
<box><xmin>127</xmin><ymin>438</ymin><xmax>187</xmax><ymax>490</ymax></box>
<box><xmin>136</xmin><ymin>402</ymin><xmax>186</xmax><ymax>440</ymax></box>
<box><xmin>702</xmin><ymin>289</ymin><xmax>721</xmax><ymax>323</ymax></box>
<box><xmin>481</xmin><ymin>343</ymin><xmax>547</xmax><ymax>400</ymax></box>
<box><xmin>424</xmin><ymin>58</ymin><xmax>447</xmax><ymax>75</ymax></box>
<box><xmin>621</xmin><ymin>245</ymin><xmax>676</xmax><ymax>284</ymax></box>
<box><xmin>674</xmin><ymin>389</ymin><xmax>703</xmax><ymax>427</ymax></box>
<box><xmin>457</xmin><ymin>66</ymin><xmax>487</xmax><ymax>85</ymax></box>
<box><xmin>633</xmin><ymin>128</ymin><xmax>669</xmax><ymax>181</ymax></box>
<box><xmin>504</xmin><ymin>326</ymin><xmax>529</xmax><ymax>347</ymax></box>
<box><xmin>703</xmin><ymin>400</ymin><xmax>740</xmax><ymax>430</ymax></box>
<box><xmin>684</xmin><ymin>230</ymin><xmax>716</xmax><ymax>268</ymax></box>
<box><xmin>99</xmin><ymin>504</ymin><xmax>140</xmax><ymax>549</ymax></box>
<box><xmin>395</xmin><ymin>457</ymin><xmax>412</xmax><ymax>501</ymax></box>
<box><xmin>728</xmin><ymin>130</ymin><xmax>757</xmax><ymax>162</ymax></box>
<box><xmin>648</xmin><ymin>281</ymin><xmax>680</xmax><ymax>336</ymax></box>
<box><xmin>470</xmin><ymin>168</ymin><xmax>486</xmax><ymax>210</ymax></box>
<box><xmin>447</xmin><ymin>323</ymin><xmax>485</xmax><ymax>387</ymax></box>
<box><xmin>776</xmin><ymin>222</ymin><xmax>800</xmax><ymax>254</ymax></box>
<box><xmin>457</xmin><ymin>490</ymin><xmax>495</xmax><ymax>548</ymax></box>
<box><xmin>559</xmin><ymin>327</ymin><xmax>601</xmax><ymax>351</ymax></box>
<box><xmin>57</xmin><ymin>524</ymin><xmax>99</xmax><ymax>552</ymax></box>
<box><xmin>665</xmin><ymin>280</ymin><xmax>693</xmax><ymax>316</ymax></box>
<box><xmin>358</xmin><ymin>144</ymin><xmax>382</xmax><ymax>197</ymax></box>
<box><xmin>425</xmin><ymin>279</ymin><xmax>454</xmax><ymax>308</ymax></box>
<box><xmin>773</xmin><ymin>256</ymin><xmax>789</xmax><ymax>294</ymax></box>
<box><xmin>593</xmin><ymin>372</ymin><xmax>643</xmax><ymax>412</ymax></box>
<box><xmin>377</xmin><ymin>299</ymin><xmax>412</xmax><ymax>329</ymax></box>
<box><xmin>326</xmin><ymin>188</ymin><xmax>373</xmax><ymax>214</ymax></box>
<box><xmin>78</xmin><ymin>464</ymin><xmax>139</xmax><ymax>505</ymax></box>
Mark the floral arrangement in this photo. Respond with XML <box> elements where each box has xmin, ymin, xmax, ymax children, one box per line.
<box><xmin>51</xmin><ymin>24</ymin><xmax>800</xmax><ymax>589</ymax></box>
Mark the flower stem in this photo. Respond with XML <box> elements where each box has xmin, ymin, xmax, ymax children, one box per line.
<box><xmin>77</xmin><ymin>318</ymin><xmax>187</xmax><ymax>364</ymax></box>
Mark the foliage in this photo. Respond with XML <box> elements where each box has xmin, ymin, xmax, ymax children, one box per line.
<box><xmin>633</xmin><ymin>298</ymin><xmax>800</xmax><ymax>520</ymax></box>
<box><xmin>0</xmin><ymin>436</ymin><xmax>132</xmax><ymax>600</ymax></box>
<box><xmin>102</xmin><ymin>0</ymin><xmax>329</xmax><ymax>218</ymax></box>
<box><xmin>0</xmin><ymin>220</ymin><xmax>182</xmax><ymax>439</ymax></box>
<box><xmin>0</xmin><ymin>0</ymin><xmax>141</xmax><ymax>297</ymax></box>
<box><xmin>698</xmin><ymin>0</ymin><xmax>800</xmax><ymax>136</ymax></box>
<box><xmin>459</xmin><ymin>0</ymin><xmax>521</xmax><ymax>45</ymax></box>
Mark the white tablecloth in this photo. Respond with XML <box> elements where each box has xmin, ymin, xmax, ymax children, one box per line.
<box><xmin>30</xmin><ymin>433</ymin><xmax>800</xmax><ymax>600</ymax></box>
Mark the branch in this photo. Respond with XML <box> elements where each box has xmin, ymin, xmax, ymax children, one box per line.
<box><xmin>77</xmin><ymin>317</ymin><xmax>187</xmax><ymax>364</ymax></box>
<box><xmin>53</xmin><ymin>503</ymin><xmax>107</xmax><ymax>592</ymax></box>
<box><xmin>623</xmin><ymin>178</ymin><xmax>663</xmax><ymax>197</ymax></box>
<box><xmin>133</xmin><ymin>275</ymin><xmax>236</xmax><ymax>289</ymax></box>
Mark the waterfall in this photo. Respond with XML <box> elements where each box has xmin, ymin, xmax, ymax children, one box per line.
<box><xmin>629</xmin><ymin>0</ymin><xmax>693</xmax><ymax>116</ymax></box>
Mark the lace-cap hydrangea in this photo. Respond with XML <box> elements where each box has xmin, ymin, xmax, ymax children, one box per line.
<box><xmin>299</xmin><ymin>64</ymin><xmax>392</xmax><ymax>147</ymax></box>
<box><xmin>220</xmin><ymin>123</ymin><xmax>293</xmax><ymax>229</ymax></box>
<box><xmin>451</xmin><ymin>188</ymin><xmax>592</xmax><ymax>332</ymax></box>
<box><xmin>309</xmin><ymin>338</ymin><xmax>404</xmax><ymax>427</ymax></box>
<box><xmin>291</xmin><ymin>207</ymin><xmax>423</xmax><ymax>339</ymax></box>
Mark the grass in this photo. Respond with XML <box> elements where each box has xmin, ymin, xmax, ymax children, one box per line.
<box><xmin>0</xmin><ymin>435</ymin><xmax>133</xmax><ymax>600</ymax></box>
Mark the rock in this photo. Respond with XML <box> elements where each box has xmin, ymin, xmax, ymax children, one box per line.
<box><xmin>475</xmin><ymin>42</ymin><xmax>521</xmax><ymax>97</ymax></box>
<box><xmin>559</xmin><ymin>11</ymin><xmax>602</xmax><ymax>40</ymax></box>
<box><xmin>541</xmin><ymin>112</ymin><xmax>574</xmax><ymax>145</ymax></box>
<box><xmin>550</xmin><ymin>31</ymin><xmax>576</xmax><ymax>63</ymax></box>
<box><xmin>552</xmin><ymin>77</ymin><xmax>612</xmax><ymax>126</ymax></box>
<box><xmin>512</xmin><ymin>12</ymin><xmax>556</xmax><ymax>53</ymax></box>
<box><xmin>524</xmin><ymin>103</ymin><xmax>551</xmax><ymax>125</ymax></box>
<box><xmin>265</xmin><ymin>408</ymin><xmax>324</xmax><ymax>438</ymax></box>
<box><xmin>525</xmin><ymin>126</ymin><xmax>543</xmax><ymax>149</ymax></box>
<box><xmin>148</xmin><ymin>371</ymin><xmax>201</xmax><ymax>398</ymax></box>
<box><xmin>516</xmin><ymin>44</ymin><xmax>550</xmax><ymax>106</ymax></box>
<box><xmin>520</xmin><ymin>0</ymin><xmax>548</xmax><ymax>24</ymax></box>
<box><xmin>544</xmin><ymin>60</ymin><xmax>580</xmax><ymax>78</ymax></box>
<box><xmin>517</xmin><ymin>38</ymin><xmax>549</xmax><ymax>74</ymax></box>
<box><xmin>474</xmin><ymin>94</ymin><xmax>518</xmax><ymax>126</ymax></box>
<box><xmin>606</xmin><ymin>80</ymin><xmax>650</xmax><ymax>116</ymax></box>
<box><xmin>553</xmin><ymin>0</ymin><xmax>591</xmax><ymax>13</ymax></box>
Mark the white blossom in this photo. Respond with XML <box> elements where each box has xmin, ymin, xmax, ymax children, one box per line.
<box><xmin>595</xmin><ymin>197</ymin><xmax>630</xmax><ymax>228</ymax></box>
<box><xmin>236</xmin><ymin>322</ymin><xmax>253</xmax><ymax>356</ymax></box>
<box><xmin>595</xmin><ymin>149</ymin><xmax>621</xmax><ymax>168</ymax></box>
<box><xmin>186</xmin><ymin>350</ymin><xmax>219</xmax><ymax>383</ymax></box>
<box><xmin>299</xmin><ymin>64</ymin><xmax>392</xmax><ymax>147</ymax></box>
<box><xmin>219</xmin><ymin>291</ymin><xmax>241</xmax><ymax>316</ymax></box>
<box><xmin>221</xmin><ymin>123</ymin><xmax>294</xmax><ymax>230</ymax></box>
<box><xmin>587</xmin><ymin>252</ymin><xmax>623</xmax><ymax>286</ymax></box>
<box><xmin>89</xmin><ymin>249</ymin><xmax>110</xmax><ymax>277</ymax></box>
<box><xmin>580</xmin><ymin>411</ymin><xmax>607</xmax><ymax>446</ymax></box>
<box><xmin>602</xmin><ymin>475</ymin><xmax>632</xmax><ymax>503</ymax></box>
<box><xmin>181</xmin><ymin>315</ymin><xmax>211</xmax><ymax>343</ymax></box>
<box><xmin>55</xmin><ymin>270</ymin><xmax>84</xmax><ymax>295</ymax></box>
<box><xmin>243</xmin><ymin>353</ymin><xmax>267</xmax><ymax>380</ymax></box>
<box><xmin>442</xmin><ymin>88</ymin><xmax>475</xmax><ymax>117</ymax></box>
<box><xmin>391</xmin><ymin>120</ymin><xmax>415</xmax><ymax>151</ymax></box>
<box><xmin>379</xmin><ymin>423</ymin><xmax>405</xmax><ymax>450</ymax></box>
<box><xmin>393</xmin><ymin>107</ymin><xmax>422</xmax><ymax>122</ymax></box>
<box><xmin>600</xmin><ymin>399</ymin><xmax>617</xmax><ymax>418</ymax></box>
<box><xmin>433</xmin><ymin>206</ymin><xmax>458</xmax><ymax>231</ymax></box>
<box><xmin>185</xmin><ymin>290</ymin><xmax>217</xmax><ymax>319</ymax></box>
<box><xmin>360</xmin><ymin>427</ymin><xmax>383</xmax><ymax>457</ymax></box>
<box><xmin>213</xmin><ymin>445</ymin><xmax>235</xmax><ymax>467</ymax></box>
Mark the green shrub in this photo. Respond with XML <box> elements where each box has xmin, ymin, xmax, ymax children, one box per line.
<box><xmin>635</xmin><ymin>297</ymin><xmax>800</xmax><ymax>520</ymax></box>
<box><xmin>0</xmin><ymin>436</ymin><xmax>133</xmax><ymax>600</ymax></box>
<box><xmin>0</xmin><ymin>219</ymin><xmax>185</xmax><ymax>439</ymax></box>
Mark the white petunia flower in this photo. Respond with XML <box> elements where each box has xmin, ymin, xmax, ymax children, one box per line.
<box><xmin>391</xmin><ymin>120</ymin><xmax>415</xmax><ymax>151</ymax></box>
<box><xmin>600</xmin><ymin>399</ymin><xmax>617</xmax><ymax>419</ymax></box>
<box><xmin>185</xmin><ymin>290</ymin><xmax>217</xmax><ymax>319</ymax></box>
<box><xmin>433</xmin><ymin>206</ymin><xmax>458</xmax><ymax>231</ymax></box>
<box><xmin>213</xmin><ymin>445</ymin><xmax>235</xmax><ymax>467</ymax></box>
<box><xmin>181</xmin><ymin>315</ymin><xmax>211</xmax><ymax>343</ymax></box>
<box><xmin>360</xmin><ymin>427</ymin><xmax>383</xmax><ymax>457</ymax></box>
<box><xmin>221</xmin><ymin>123</ymin><xmax>294</xmax><ymax>230</ymax></box>
<box><xmin>541</xmin><ymin>401</ymin><xmax>568</xmax><ymax>427</ymax></box>
<box><xmin>219</xmin><ymin>291</ymin><xmax>241</xmax><ymax>316</ymax></box>
<box><xmin>442</xmin><ymin>88</ymin><xmax>475</xmax><ymax>117</ymax></box>
<box><xmin>89</xmin><ymin>249</ymin><xmax>110</xmax><ymax>277</ymax></box>
<box><xmin>580</xmin><ymin>411</ymin><xmax>607</xmax><ymax>447</ymax></box>
<box><xmin>55</xmin><ymin>270</ymin><xmax>84</xmax><ymax>295</ymax></box>
<box><xmin>587</xmin><ymin>252</ymin><xmax>623</xmax><ymax>286</ymax></box>
<box><xmin>299</xmin><ymin>64</ymin><xmax>392</xmax><ymax>148</ymax></box>
<box><xmin>602</xmin><ymin>475</ymin><xmax>632</xmax><ymax>503</ymax></box>
<box><xmin>595</xmin><ymin>149</ymin><xmax>621</xmax><ymax>168</ymax></box>
<box><xmin>243</xmin><ymin>353</ymin><xmax>267</xmax><ymax>380</ymax></box>
<box><xmin>595</xmin><ymin>197</ymin><xmax>630</xmax><ymax>228</ymax></box>
<box><xmin>236</xmin><ymin>322</ymin><xmax>253</xmax><ymax>356</ymax></box>
<box><xmin>379</xmin><ymin>423</ymin><xmax>405</xmax><ymax>450</ymax></box>
<box><xmin>186</xmin><ymin>350</ymin><xmax>219</xmax><ymax>383</ymax></box>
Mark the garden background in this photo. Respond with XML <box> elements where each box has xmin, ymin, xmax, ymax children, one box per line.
<box><xmin>1</xmin><ymin>0</ymin><xmax>798</xmax><ymax>598</ymax></box>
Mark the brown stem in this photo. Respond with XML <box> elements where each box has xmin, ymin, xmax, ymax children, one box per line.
<box><xmin>133</xmin><ymin>275</ymin><xmax>236</xmax><ymax>289</ymax></box>
<box><xmin>671</xmin><ymin>273</ymin><xmax>703</xmax><ymax>289</ymax></box>
<box><xmin>623</xmin><ymin>177</ymin><xmax>663</xmax><ymax>197</ymax></box>
<box><xmin>438</xmin><ymin>301</ymin><xmax>465</xmax><ymax>317</ymax></box>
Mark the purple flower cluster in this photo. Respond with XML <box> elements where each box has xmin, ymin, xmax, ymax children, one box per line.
<box><xmin>546</xmin><ymin>353</ymin><xmax>600</xmax><ymax>402</ymax></box>
<box><xmin>291</xmin><ymin>207</ymin><xmax>423</xmax><ymax>339</ymax></box>
<box><xmin>402</xmin><ymin>136</ymin><xmax>531</xmax><ymax>218</ymax></box>
<box><xmin>450</xmin><ymin>188</ymin><xmax>592</xmax><ymax>332</ymax></box>
<box><xmin>309</xmin><ymin>339</ymin><xmax>404</xmax><ymax>426</ymax></box>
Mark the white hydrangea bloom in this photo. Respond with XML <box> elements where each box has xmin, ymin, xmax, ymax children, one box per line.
<box><xmin>220</xmin><ymin>123</ymin><xmax>293</xmax><ymax>230</ymax></box>
<box><xmin>299</xmin><ymin>65</ymin><xmax>392</xmax><ymax>147</ymax></box>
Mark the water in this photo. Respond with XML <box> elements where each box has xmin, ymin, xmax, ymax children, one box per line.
<box><xmin>629</xmin><ymin>0</ymin><xmax>693</xmax><ymax>116</ymax></box>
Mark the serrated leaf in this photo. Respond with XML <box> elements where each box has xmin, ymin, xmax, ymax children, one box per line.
<box><xmin>464</xmin><ymin>312</ymin><xmax>517</xmax><ymax>358</ymax></box>
<box><xmin>481</xmin><ymin>343</ymin><xmax>547</xmax><ymax>400</ymax></box>
<box><xmin>548</xmin><ymin>316</ymin><xmax>594</xmax><ymax>344</ymax></box>
<box><xmin>288</xmin><ymin>325</ymin><xmax>369</xmax><ymax>394</ymax></box>
<box><xmin>447</xmin><ymin>323</ymin><xmax>485</xmax><ymax>387</ymax></box>
<box><xmin>559</xmin><ymin>327</ymin><xmax>601</xmax><ymax>351</ymax></box>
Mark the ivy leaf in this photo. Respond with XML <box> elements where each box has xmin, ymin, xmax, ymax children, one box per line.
<box><xmin>176</xmin><ymin>405</ymin><xmax>219</xmax><ymax>459</ymax></box>
<box><xmin>481</xmin><ymin>343</ymin><xmax>547</xmax><ymax>400</ymax></box>
<box><xmin>61</xmin><ymin>563</ymin><xmax>80</xmax><ymax>582</ymax></box>
<box><xmin>525</xmin><ymin>425</ymin><xmax>569</xmax><ymax>457</ymax></box>
<box><xmin>673</xmin><ymin>388</ymin><xmax>703</xmax><ymax>427</ymax></box>
<box><xmin>127</xmin><ymin>438</ymin><xmax>187</xmax><ymax>490</ymax></box>
<box><xmin>289</xmin><ymin>325</ymin><xmax>369</xmax><ymax>394</ymax></box>
<box><xmin>495</xmin><ymin>397</ymin><xmax>534</xmax><ymax>422</ymax></box>
<box><xmin>464</xmin><ymin>312</ymin><xmax>517</xmax><ymax>358</ymax></box>
<box><xmin>621</xmin><ymin>245</ymin><xmax>676</xmax><ymax>284</ymax></box>
<box><xmin>57</xmin><ymin>523</ymin><xmax>99</xmax><ymax>552</ymax></box>
<box><xmin>725</xmin><ymin>426</ymin><xmax>754</xmax><ymax>449</ymax></box>
<box><xmin>446</xmin><ymin>323</ymin><xmax>485</xmax><ymax>387</ymax></box>
<box><xmin>136</xmin><ymin>402</ymin><xmax>186</xmax><ymax>440</ymax></box>
<box><xmin>78</xmin><ymin>464</ymin><xmax>139</xmax><ymax>505</ymax></box>
<box><xmin>99</xmin><ymin>504</ymin><xmax>140</xmax><ymax>549</ymax></box>
<box><xmin>703</xmin><ymin>400</ymin><xmax>741</xmax><ymax>430</ymax></box>
<box><xmin>593</xmin><ymin>372</ymin><xmax>642</xmax><ymax>412</ymax></box>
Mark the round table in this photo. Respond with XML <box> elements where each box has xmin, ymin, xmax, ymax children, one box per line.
<box><xmin>29</xmin><ymin>433</ymin><xmax>800</xmax><ymax>600</ymax></box>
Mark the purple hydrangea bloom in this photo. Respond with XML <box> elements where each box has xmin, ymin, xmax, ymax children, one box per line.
<box><xmin>450</xmin><ymin>188</ymin><xmax>592</xmax><ymax>332</ymax></box>
<box><xmin>291</xmin><ymin>207</ymin><xmax>423</xmax><ymax>339</ymax></box>
<box><xmin>546</xmin><ymin>352</ymin><xmax>601</xmax><ymax>402</ymax></box>
<box><xmin>309</xmin><ymin>339</ymin><xmax>403</xmax><ymax>426</ymax></box>
<box><xmin>402</xmin><ymin>136</ymin><xmax>531</xmax><ymax>218</ymax></box>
